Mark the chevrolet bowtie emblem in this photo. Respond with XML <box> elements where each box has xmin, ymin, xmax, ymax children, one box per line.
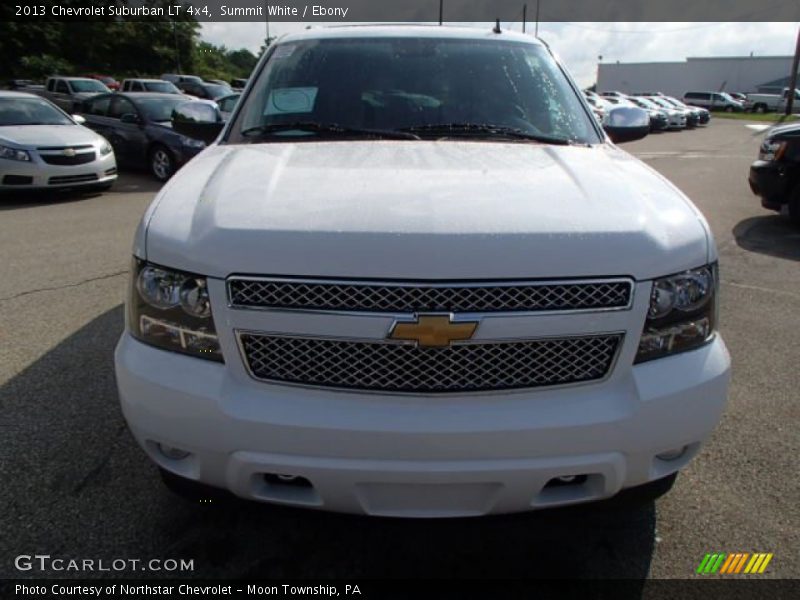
<box><xmin>62</xmin><ymin>148</ymin><xmax>76</xmax><ymax>157</ymax></box>
<box><xmin>389</xmin><ymin>314</ymin><xmax>479</xmax><ymax>347</ymax></box>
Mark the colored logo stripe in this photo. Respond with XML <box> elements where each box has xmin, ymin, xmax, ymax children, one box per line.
<box><xmin>698</xmin><ymin>553</ymin><xmax>773</xmax><ymax>574</ymax></box>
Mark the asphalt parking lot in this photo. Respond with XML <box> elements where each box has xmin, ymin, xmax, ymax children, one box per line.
<box><xmin>1</xmin><ymin>119</ymin><xmax>798</xmax><ymax>581</ymax></box>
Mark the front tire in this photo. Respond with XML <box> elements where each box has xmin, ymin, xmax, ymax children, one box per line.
<box><xmin>149</xmin><ymin>145</ymin><xmax>175</xmax><ymax>182</ymax></box>
<box><xmin>724</xmin><ymin>105</ymin><xmax>734</xmax><ymax>113</ymax></box>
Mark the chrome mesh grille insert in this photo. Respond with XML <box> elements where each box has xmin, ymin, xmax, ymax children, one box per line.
<box><xmin>228</xmin><ymin>278</ymin><xmax>632</xmax><ymax>313</ymax></box>
<box><xmin>239</xmin><ymin>333</ymin><xmax>622</xmax><ymax>393</ymax></box>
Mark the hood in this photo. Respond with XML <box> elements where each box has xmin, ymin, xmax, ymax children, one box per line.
<box><xmin>768</xmin><ymin>121</ymin><xmax>800</xmax><ymax>139</ymax></box>
<box><xmin>143</xmin><ymin>141</ymin><xmax>711</xmax><ymax>280</ymax></box>
<box><xmin>0</xmin><ymin>124</ymin><xmax>103</xmax><ymax>148</ymax></box>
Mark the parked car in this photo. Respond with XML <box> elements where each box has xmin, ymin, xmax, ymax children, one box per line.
<box><xmin>682</xmin><ymin>91</ymin><xmax>743</xmax><ymax>112</ymax></box>
<box><xmin>175</xmin><ymin>81</ymin><xmax>231</xmax><ymax>101</ymax></box>
<box><xmin>86</xmin><ymin>74</ymin><xmax>120</xmax><ymax>91</ymax></box>
<box><xmin>584</xmin><ymin>91</ymin><xmax>611</xmax><ymax>123</ymax></box>
<box><xmin>0</xmin><ymin>91</ymin><xmax>116</xmax><ymax>192</ymax></box>
<box><xmin>216</xmin><ymin>93</ymin><xmax>241</xmax><ymax>121</ymax></box>
<box><xmin>744</xmin><ymin>88</ymin><xmax>800</xmax><ymax>114</ymax></box>
<box><xmin>161</xmin><ymin>74</ymin><xmax>203</xmax><ymax>85</ymax></box>
<box><xmin>37</xmin><ymin>76</ymin><xmax>110</xmax><ymax>113</ymax></box>
<box><xmin>205</xmin><ymin>79</ymin><xmax>232</xmax><ymax>89</ymax></box>
<box><xmin>121</xmin><ymin>79</ymin><xmax>184</xmax><ymax>95</ymax></box>
<box><xmin>648</xmin><ymin>97</ymin><xmax>698</xmax><ymax>128</ymax></box>
<box><xmin>729</xmin><ymin>92</ymin><xmax>746</xmax><ymax>103</ymax></box>
<box><xmin>6</xmin><ymin>79</ymin><xmax>40</xmax><ymax>91</ymax></box>
<box><xmin>115</xmin><ymin>26</ymin><xmax>729</xmax><ymax>517</ymax></box>
<box><xmin>230</xmin><ymin>78</ymin><xmax>248</xmax><ymax>90</ymax></box>
<box><xmin>79</xmin><ymin>92</ymin><xmax>214</xmax><ymax>181</ymax></box>
<box><xmin>661</xmin><ymin>96</ymin><xmax>710</xmax><ymax>125</ymax></box>
<box><xmin>748</xmin><ymin>121</ymin><xmax>800</xmax><ymax>223</ymax></box>
<box><xmin>626</xmin><ymin>97</ymin><xmax>670</xmax><ymax>131</ymax></box>
<box><xmin>641</xmin><ymin>97</ymin><xmax>688</xmax><ymax>129</ymax></box>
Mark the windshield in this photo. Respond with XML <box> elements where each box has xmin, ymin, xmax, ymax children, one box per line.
<box><xmin>144</xmin><ymin>81</ymin><xmax>180</xmax><ymax>94</ymax></box>
<box><xmin>0</xmin><ymin>97</ymin><xmax>73</xmax><ymax>126</ymax></box>
<box><xmin>632</xmin><ymin>97</ymin><xmax>658</xmax><ymax>110</ymax></box>
<box><xmin>204</xmin><ymin>84</ymin><xmax>230</xmax><ymax>100</ymax></box>
<box><xmin>135</xmin><ymin>97</ymin><xmax>190</xmax><ymax>122</ymax></box>
<box><xmin>230</xmin><ymin>37</ymin><xmax>599</xmax><ymax>144</ymax></box>
<box><xmin>70</xmin><ymin>79</ymin><xmax>109</xmax><ymax>93</ymax></box>
<box><xmin>650</xmin><ymin>98</ymin><xmax>675</xmax><ymax>110</ymax></box>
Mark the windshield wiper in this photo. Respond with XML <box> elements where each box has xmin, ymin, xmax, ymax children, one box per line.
<box><xmin>400</xmin><ymin>123</ymin><xmax>574</xmax><ymax>145</ymax></box>
<box><xmin>241</xmin><ymin>121</ymin><xmax>420</xmax><ymax>141</ymax></box>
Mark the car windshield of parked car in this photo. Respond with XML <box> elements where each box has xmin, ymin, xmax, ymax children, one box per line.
<box><xmin>0</xmin><ymin>97</ymin><xmax>73</xmax><ymax>126</ymax></box>
<box><xmin>632</xmin><ymin>98</ymin><xmax>657</xmax><ymax>110</ymax></box>
<box><xmin>144</xmin><ymin>81</ymin><xmax>180</xmax><ymax>94</ymax></box>
<box><xmin>134</xmin><ymin>97</ymin><xmax>191</xmax><ymax>122</ymax></box>
<box><xmin>230</xmin><ymin>37</ymin><xmax>600</xmax><ymax>144</ymax></box>
<box><xmin>71</xmin><ymin>80</ymin><xmax>109</xmax><ymax>93</ymax></box>
<box><xmin>203</xmin><ymin>84</ymin><xmax>230</xmax><ymax>100</ymax></box>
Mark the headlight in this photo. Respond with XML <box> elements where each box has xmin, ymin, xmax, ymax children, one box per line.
<box><xmin>99</xmin><ymin>139</ymin><xmax>113</xmax><ymax>156</ymax></box>
<box><xmin>182</xmin><ymin>137</ymin><xmax>206</xmax><ymax>149</ymax></box>
<box><xmin>758</xmin><ymin>139</ymin><xmax>787</xmax><ymax>161</ymax></box>
<box><xmin>0</xmin><ymin>145</ymin><xmax>31</xmax><ymax>162</ymax></box>
<box><xmin>635</xmin><ymin>264</ymin><xmax>717</xmax><ymax>363</ymax></box>
<box><xmin>129</xmin><ymin>259</ymin><xmax>222</xmax><ymax>362</ymax></box>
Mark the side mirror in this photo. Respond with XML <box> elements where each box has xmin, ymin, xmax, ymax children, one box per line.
<box><xmin>603</xmin><ymin>106</ymin><xmax>650</xmax><ymax>144</ymax></box>
<box><xmin>120</xmin><ymin>113</ymin><xmax>139</xmax><ymax>124</ymax></box>
<box><xmin>172</xmin><ymin>101</ymin><xmax>224</xmax><ymax>144</ymax></box>
<box><xmin>72</xmin><ymin>114</ymin><xmax>86</xmax><ymax>124</ymax></box>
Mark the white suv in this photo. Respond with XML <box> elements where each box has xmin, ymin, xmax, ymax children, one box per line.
<box><xmin>115</xmin><ymin>26</ymin><xmax>730</xmax><ymax>517</ymax></box>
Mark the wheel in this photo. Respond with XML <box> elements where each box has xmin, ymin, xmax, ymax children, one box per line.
<box><xmin>149</xmin><ymin>145</ymin><xmax>175</xmax><ymax>182</ymax></box>
<box><xmin>159</xmin><ymin>468</ymin><xmax>231</xmax><ymax>503</ymax></box>
<box><xmin>755</xmin><ymin>104</ymin><xmax>767</xmax><ymax>114</ymax></box>
<box><xmin>725</xmin><ymin>105</ymin><xmax>734</xmax><ymax>113</ymax></box>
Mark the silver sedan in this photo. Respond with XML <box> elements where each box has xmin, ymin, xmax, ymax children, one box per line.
<box><xmin>0</xmin><ymin>91</ymin><xmax>117</xmax><ymax>192</ymax></box>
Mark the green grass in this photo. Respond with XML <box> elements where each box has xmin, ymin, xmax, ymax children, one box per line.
<box><xmin>713</xmin><ymin>111</ymin><xmax>800</xmax><ymax>122</ymax></box>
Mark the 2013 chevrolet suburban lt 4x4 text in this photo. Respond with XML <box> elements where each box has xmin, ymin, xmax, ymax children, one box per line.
<box><xmin>115</xmin><ymin>26</ymin><xmax>731</xmax><ymax>518</ymax></box>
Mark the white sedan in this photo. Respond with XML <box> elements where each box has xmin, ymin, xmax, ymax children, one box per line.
<box><xmin>0</xmin><ymin>91</ymin><xmax>117</xmax><ymax>192</ymax></box>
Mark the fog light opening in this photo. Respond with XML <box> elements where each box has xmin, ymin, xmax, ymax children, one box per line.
<box><xmin>264</xmin><ymin>473</ymin><xmax>313</xmax><ymax>489</ymax></box>
<box><xmin>656</xmin><ymin>446</ymin><xmax>689</xmax><ymax>461</ymax></box>
<box><xmin>158</xmin><ymin>443</ymin><xmax>192</xmax><ymax>461</ymax></box>
<box><xmin>545</xmin><ymin>474</ymin><xmax>588</xmax><ymax>488</ymax></box>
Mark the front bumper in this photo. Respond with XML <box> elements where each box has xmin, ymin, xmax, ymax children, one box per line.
<box><xmin>0</xmin><ymin>151</ymin><xmax>117</xmax><ymax>190</ymax></box>
<box><xmin>748</xmin><ymin>160</ymin><xmax>790</xmax><ymax>211</ymax></box>
<box><xmin>116</xmin><ymin>329</ymin><xmax>730</xmax><ymax>517</ymax></box>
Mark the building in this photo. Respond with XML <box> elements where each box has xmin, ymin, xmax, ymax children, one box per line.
<box><xmin>598</xmin><ymin>55</ymin><xmax>795</xmax><ymax>96</ymax></box>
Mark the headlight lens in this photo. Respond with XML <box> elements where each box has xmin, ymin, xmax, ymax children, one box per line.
<box><xmin>182</xmin><ymin>136</ymin><xmax>206</xmax><ymax>149</ymax></box>
<box><xmin>635</xmin><ymin>264</ymin><xmax>717</xmax><ymax>363</ymax></box>
<box><xmin>129</xmin><ymin>260</ymin><xmax>222</xmax><ymax>362</ymax></box>
<box><xmin>99</xmin><ymin>139</ymin><xmax>113</xmax><ymax>155</ymax></box>
<box><xmin>0</xmin><ymin>145</ymin><xmax>31</xmax><ymax>162</ymax></box>
<box><xmin>758</xmin><ymin>139</ymin><xmax>787</xmax><ymax>161</ymax></box>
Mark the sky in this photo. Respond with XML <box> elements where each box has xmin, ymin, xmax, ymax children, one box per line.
<box><xmin>201</xmin><ymin>21</ymin><xmax>799</xmax><ymax>87</ymax></box>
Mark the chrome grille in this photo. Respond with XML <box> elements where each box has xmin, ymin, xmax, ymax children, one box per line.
<box><xmin>239</xmin><ymin>333</ymin><xmax>623</xmax><ymax>393</ymax></box>
<box><xmin>228</xmin><ymin>278</ymin><xmax>632</xmax><ymax>313</ymax></box>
